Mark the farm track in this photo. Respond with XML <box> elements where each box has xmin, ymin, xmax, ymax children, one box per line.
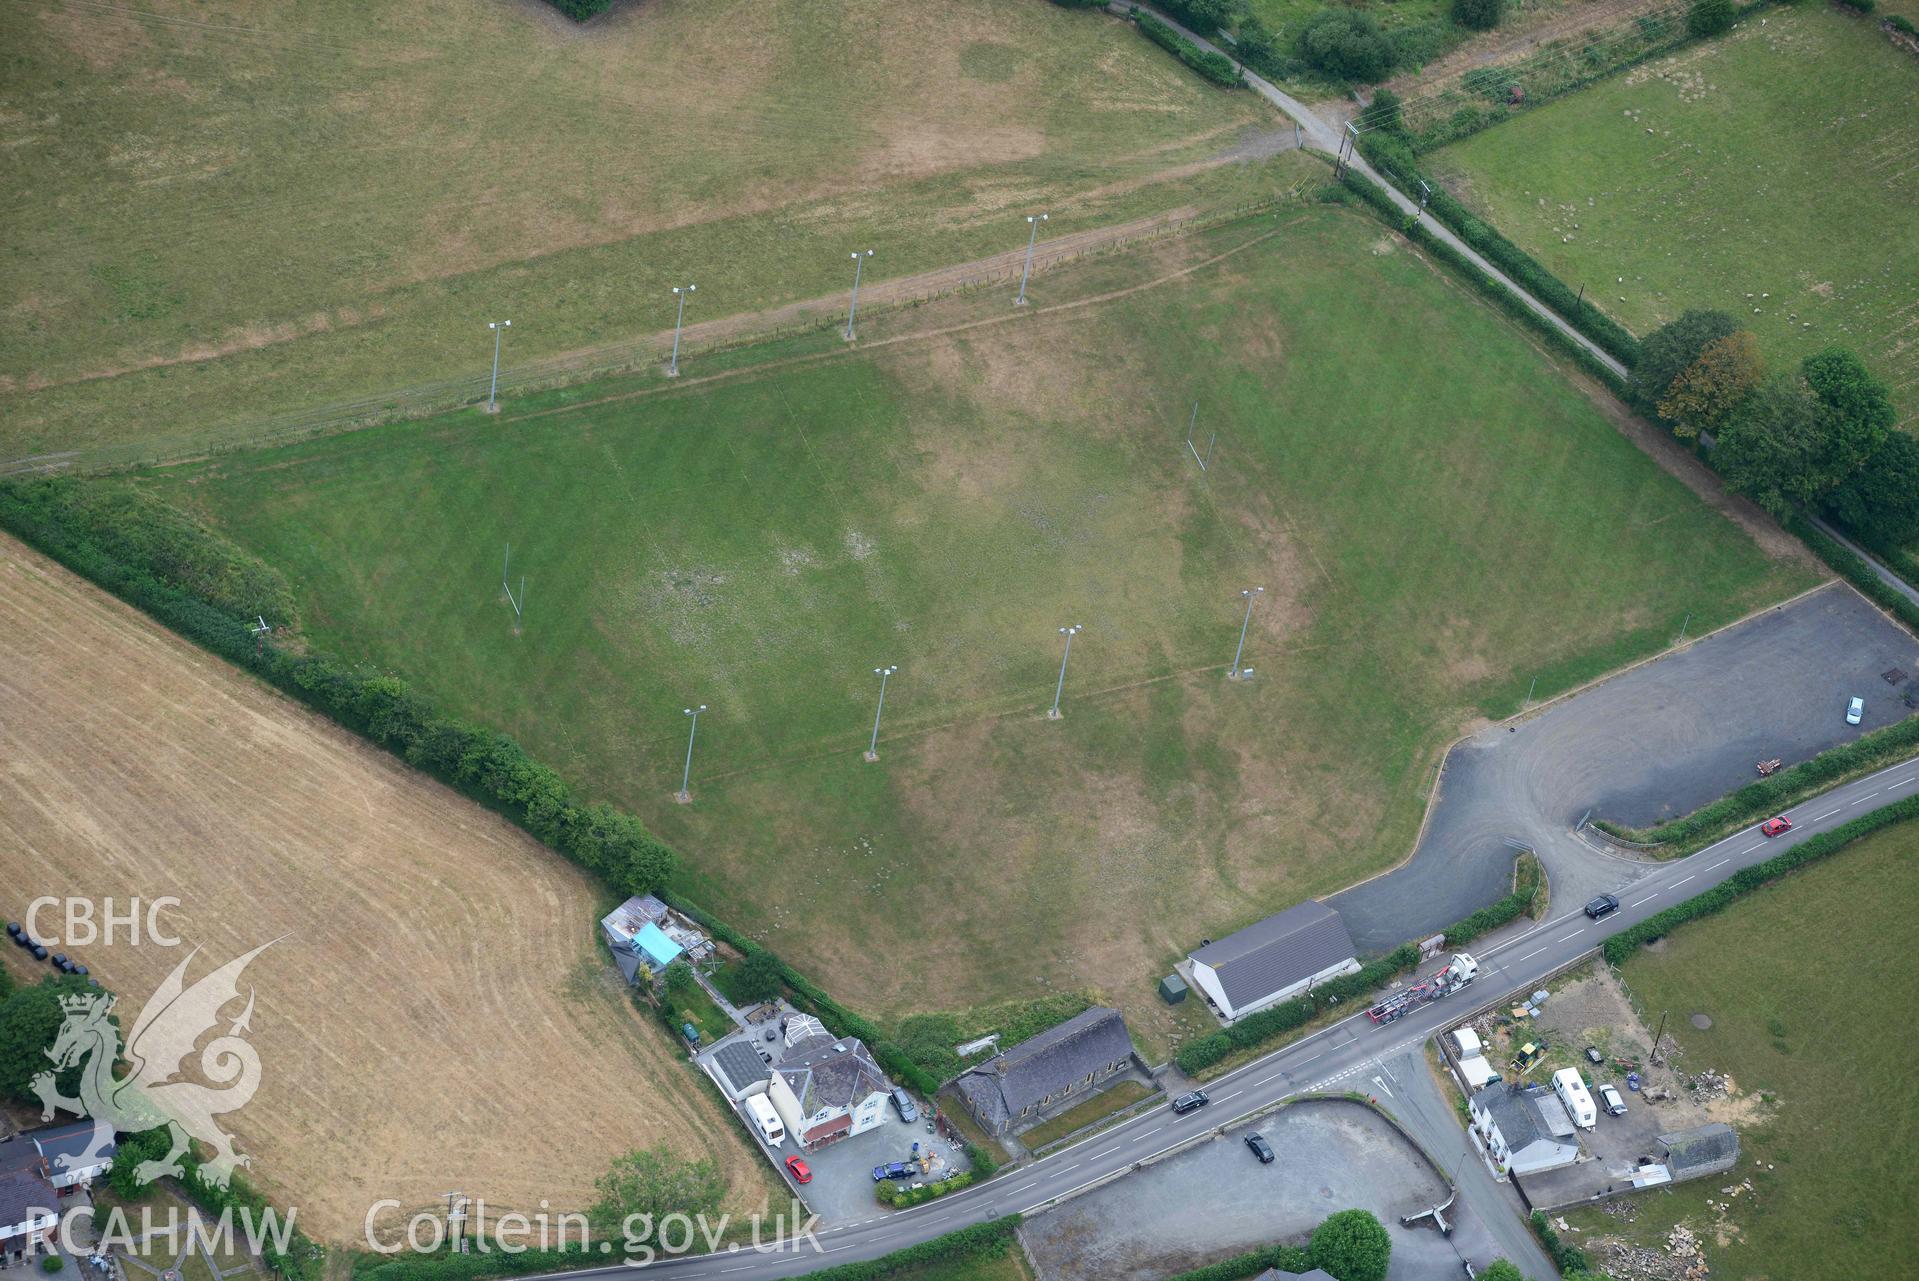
<box><xmin>0</xmin><ymin>532</ymin><xmax>769</xmax><ymax>1241</ymax></box>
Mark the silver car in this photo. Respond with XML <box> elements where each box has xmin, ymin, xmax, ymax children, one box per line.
<box><xmin>1847</xmin><ymin>696</ymin><xmax>1864</xmax><ymax>725</ymax></box>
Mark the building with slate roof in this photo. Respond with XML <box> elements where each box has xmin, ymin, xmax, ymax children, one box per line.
<box><xmin>955</xmin><ymin>1007</ymin><xmax>1138</xmax><ymax>1138</ymax></box>
<box><xmin>1470</xmin><ymin>1083</ymin><xmax>1580</xmax><ymax>1177</ymax></box>
<box><xmin>28</xmin><ymin>1121</ymin><xmax>114</xmax><ymax>1191</ymax></box>
<box><xmin>0</xmin><ymin>1167</ymin><xmax>58</xmax><ymax>1265</ymax></box>
<box><xmin>1659</xmin><ymin>1123</ymin><xmax>1739</xmax><ymax>1180</ymax></box>
<box><xmin>767</xmin><ymin>1036</ymin><xmax>893</xmax><ymax>1150</ymax></box>
<box><xmin>1187</xmin><ymin>901</ymin><xmax>1360</xmax><ymax>1021</ymax></box>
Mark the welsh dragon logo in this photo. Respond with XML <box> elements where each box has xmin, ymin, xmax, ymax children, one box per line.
<box><xmin>33</xmin><ymin>943</ymin><xmax>274</xmax><ymax>1189</ymax></box>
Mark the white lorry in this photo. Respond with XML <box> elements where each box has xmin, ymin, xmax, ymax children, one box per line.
<box><xmin>1552</xmin><ymin>1067</ymin><xmax>1598</xmax><ymax>1130</ymax></box>
<box><xmin>746</xmin><ymin>1094</ymin><xmax>786</xmax><ymax>1146</ymax></box>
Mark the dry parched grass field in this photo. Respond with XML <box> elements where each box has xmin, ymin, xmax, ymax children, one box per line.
<box><xmin>0</xmin><ymin>534</ymin><xmax>771</xmax><ymax>1243</ymax></box>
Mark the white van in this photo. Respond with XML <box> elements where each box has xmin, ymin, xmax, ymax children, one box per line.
<box><xmin>746</xmin><ymin>1094</ymin><xmax>786</xmax><ymax>1146</ymax></box>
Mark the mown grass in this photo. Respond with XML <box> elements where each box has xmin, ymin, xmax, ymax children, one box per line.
<box><xmin>1427</xmin><ymin>6</ymin><xmax>1918</xmax><ymax>413</ymax></box>
<box><xmin>0</xmin><ymin>0</ymin><xmax>1267</xmax><ymax>458</ymax></box>
<box><xmin>138</xmin><ymin>206</ymin><xmax>1812</xmax><ymax>1048</ymax></box>
<box><xmin>1566</xmin><ymin>816</ymin><xmax>1919</xmax><ymax>1279</ymax></box>
<box><xmin>1019</xmin><ymin>1079</ymin><xmax>1158</xmax><ymax>1150</ymax></box>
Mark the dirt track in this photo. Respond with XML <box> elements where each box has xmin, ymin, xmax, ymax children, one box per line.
<box><xmin>0</xmin><ymin>534</ymin><xmax>768</xmax><ymax>1242</ymax></box>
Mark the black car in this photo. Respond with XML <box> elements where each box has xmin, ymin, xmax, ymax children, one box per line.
<box><xmin>1244</xmin><ymin>1133</ymin><xmax>1275</xmax><ymax>1164</ymax></box>
<box><xmin>1171</xmin><ymin>1090</ymin><xmax>1210</xmax><ymax>1115</ymax></box>
<box><xmin>1584</xmin><ymin>894</ymin><xmax>1620</xmax><ymax>920</ymax></box>
<box><xmin>870</xmin><ymin>1162</ymin><xmax>916</xmax><ymax>1182</ymax></box>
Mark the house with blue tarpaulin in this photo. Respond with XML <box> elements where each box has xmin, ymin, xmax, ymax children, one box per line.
<box><xmin>599</xmin><ymin>894</ymin><xmax>705</xmax><ymax>984</ymax></box>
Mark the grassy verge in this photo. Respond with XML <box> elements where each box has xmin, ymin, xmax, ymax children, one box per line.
<box><xmin>1020</xmin><ymin>1079</ymin><xmax>1159</xmax><ymax>1150</ymax></box>
<box><xmin>1565</xmin><ymin>814</ymin><xmax>1919</xmax><ymax>1279</ymax></box>
<box><xmin>1593</xmin><ymin>715</ymin><xmax>1919</xmax><ymax>856</ymax></box>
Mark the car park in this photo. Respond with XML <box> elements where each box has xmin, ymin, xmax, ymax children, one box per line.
<box><xmin>1762</xmin><ymin>816</ymin><xmax>1793</xmax><ymax>837</ymax></box>
<box><xmin>1171</xmin><ymin>1091</ymin><xmax>1210</xmax><ymax>1115</ymax></box>
<box><xmin>1598</xmin><ymin>1083</ymin><xmax>1628</xmax><ymax>1116</ymax></box>
<box><xmin>1847</xmin><ymin>696</ymin><xmax>1864</xmax><ymax>725</ymax></box>
<box><xmin>871</xmin><ymin>1162</ymin><xmax>915</xmax><ymax>1181</ymax></box>
<box><xmin>1244</xmin><ymin>1133</ymin><xmax>1275</xmax><ymax>1164</ymax></box>
<box><xmin>891</xmin><ymin>1088</ymin><xmax>918</xmax><ymax>1123</ymax></box>
<box><xmin>1583</xmin><ymin>894</ymin><xmax>1619</xmax><ymax>920</ymax></box>
<box><xmin>785</xmin><ymin>1156</ymin><xmax>812</xmax><ymax>1184</ymax></box>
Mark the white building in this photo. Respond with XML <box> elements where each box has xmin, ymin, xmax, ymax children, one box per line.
<box><xmin>1188</xmin><ymin>901</ymin><xmax>1361</xmax><ymax>1022</ymax></box>
<box><xmin>766</xmin><ymin>1035</ymin><xmax>892</xmax><ymax>1151</ymax></box>
<box><xmin>1469</xmin><ymin>1083</ymin><xmax>1580</xmax><ymax>1178</ymax></box>
<box><xmin>0</xmin><ymin>1163</ymin><xmax>58</xmax><ymax>1266</ymax></box>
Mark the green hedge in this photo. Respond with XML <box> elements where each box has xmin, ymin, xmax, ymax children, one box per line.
<box><xmin>1595</xmin><ymin>715</ymin><xmax>1919</xmax><ymax>850</ymax></box>
<box><xmin>1357</xmin><ymin>134</ymin><xmax>1639</xmax><ymax>368</ymax></box>
<box><xmin>542</xmin><ymin>0</ymin><xmax>612</xmax><ymax>19</ymax></box>
<box><xmin>357</xmin><ymin>1248</ymin><xmax>597</xmax><ymax>1281</ymax></box>
<box><xmin>1333</xmin><ymin>173</ymin><xmax>1627</xmax><ymax>392</ymax></box>
<box><xmin>1786</xmin><ymin>514</ymin><xmax>1919</xmax><ymax>635</ymax></box>
<box><xmin>1133</xmin><ymin>10</ymin><xmax>1244</xmax><ymax>86</ymax></box>
<box><xmin>1160</xmin><ymin>1243</ymin><xmax>1313</xmax><ymax>1281</ymax></box>
<box><xmin>1529</xmin><ymin>1210</ymin><xmax>1592</xmax><ymax>1275</ymax></box>
<box><xmin>166</xmin><ymin>1147</ymin><xmax>323</xmax><ymax>1281</ymax></box>
<box><xmin>1178</xmin><ymin>851</ymin><xmax>1541</xmax><ymax>1074</ymax></box>
<box><xmin>1603</xmin><ymin>795</ymin><xmax>1919</xmax><ymax>964</ymax></box>
<box><xmin>0</xmin><ymin>478</ymin><xmax>678</xmax><ymax>902</ymax></box>
<box><xmin>783</xmin><ymin>1217</ymin><xmax>1022</xmax><ymax>1281</ymax></box>
<box><xmin>875</xmin><ymin>1170</ymin><xmax>974</xmax><ymax>1208</ymax></box>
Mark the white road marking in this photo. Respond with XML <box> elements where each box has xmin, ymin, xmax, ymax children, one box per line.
<box><xmin>1894</xmin><ymin>776</ymin><xmax>1917</xmax><ymax>788</ymax></box>
<box><xmin>1628</xmin><ymin>896</ymin><xmax>1656</xmax><ymax>908</ymax></box>
<box><xmin>1516</xmin><ymin>946</ymin><xmax>1547</xmax><ymax>962</ymax></box>
<box><xmin>1372</xmin><ymin>1075</ymin><xmax>1393</xmax><ymax>1099</ymax></box>
<box><xmin>1295</xmin><ymin>1051</ymin><xmax>1325</xmax><ymax>1065</ymax></box>
<box><xmin>1214</xmin><ymin>1090</ymin><xmax>1243</xmax><ymax>1102</ymax></box>
<box><xmin>1672</xmin><ymin>875</ymin><xmax>1693</xmax><ymax>888</ymax></box>
<box><xmin>1850</xmin><ymin>794</ymin><xmax>1880</xmax><ymax>806</ymax></box>
<box><xmin>721</xmin><ymin>1266</ymin><xmax>755</xmax><ymax>1273</ymax></box>
<box><xmin>1555</xmin><ymin>929</ymin><xmax>1585</xmax><ymax>942</ymax></box>
<box><xmin>1815</xmin><ymin>808</ymin><xmax>1842</xmax><ymax>820</ymax></box>
<box><xmin>1707</xmin><ymin>859</ymin><xmax>1729</xmax><ymax>871</ymax></box>
<box><xmin>1742</xmin><ymin>843</ymin><xmax>1764</xmax><ymax>853</ymax></box>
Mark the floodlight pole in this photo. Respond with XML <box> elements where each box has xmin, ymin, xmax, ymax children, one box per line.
<box><xmin>1229</xmin><ymin>587</ymin><xmax>1264</xmax><ymax>679</ymax></box>
<box><xmin>678</xmin><ymin>704</ymin><xmax>707</xmax><ymax>803</ymax></box>
<box><xmin>251</xmin><ymin>616</ymin><xmax>271</xmax><ymax>662</ymax></box>
<box><xmin>486</xmin><ymin>320</ymin><xmax>511</xmax><ymax>412</ymax></box>
<box><xmin>1016</xmin><ymin>213</ymin><xmax>1048</xmax><ymax>306</ymax></box>
<box><xmin>669</xmin><ymin>284</ymin><xmax>695</xmax><ymax>376</ymax></box>
<box><xmin>866</xmin><ymin>665</ymin><xmax>898</xmax><ymax>761</ymax></box>
<box><xmin>1677</xmin><ymin>611</ymin><xmax>1691</xmax><ymax>643</ymax></box>
<box><xmin>1049</xmin><ymin>625</ymin><xmax>1083</xmax><ymax>720</ymax></box>
<box><xmin>845</xmin><ymin>250</ymin><xmax>874</xmax><ymax>340</ymax></box>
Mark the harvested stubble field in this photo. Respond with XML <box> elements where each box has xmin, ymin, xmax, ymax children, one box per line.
<box><xmin>0</xmin><ymin>0</ymin><xmax>1270</xmax><ymax>460</ymax></box>
<box><xmin>140</xmin><ymin>207</ymin><xmax>1814</xmax><ymax>1054</ymax></box>
<box><xmin>0</xmin><ymin>534</ymin><xmax>773</xmax><ymax>1242</ymax></box>
<box><xmin>1427</xmin><ymin>5</ymin><xmax>1919</xmax><ymax>417</ymax></box>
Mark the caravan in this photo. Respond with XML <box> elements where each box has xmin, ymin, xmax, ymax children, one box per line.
<box><xmin>1552</xmin><ymin>1068</ymin><xmax>1598</xmax><ymax>1130</ymax></box>
<box><xmin>745</xmin><ymin>1094</ymin><xmax>786</xmax><ymax>1146</ymax></box>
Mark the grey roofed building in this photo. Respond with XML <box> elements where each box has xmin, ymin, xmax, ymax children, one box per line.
<box><xmin>0</xmin><ymin>1168</ymin><xmax>58</xmax><ymax>1239</ymax></box>
<box><xmin>1470</xmin><ymin>1082</ymin><xmax>1580</xmax><ymax>1177</ymax></box>
<box><xmin>1660</xmin><ymin>1123</ymin><xmax>1740</xmax><ymax>1178</ymax></box>
<box><xmin>708</xmin><ymin>1039</ymin><xmax>773</xmax><ymax>1100</ymax></box>
<box><xmin>0</xmin><ymin>1141</ymin><xmax>44</xmax><ymax>1179</ymax></box>
<box><xmin>29</xmin><ymin>1121</ymin><xmax>113</xmax><ymax>1190</ymax></box>
<box><xmin>1187</xmin><ymin>900</ymin><xmax>1360</xmax><ymax>1020</ymax></box>
<box><xmin>955</xmin><ymin>1007</ymin><xmax>1137</xmax><ymax>1138</ymax></box>
<box><xmin>779</xmin><ymin>1036</ymin><xmax>888</xmax><ymax>1116</ymax></box>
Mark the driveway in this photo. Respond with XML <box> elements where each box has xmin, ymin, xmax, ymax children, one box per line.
<box><xmin>1331</xmin><ymin>583</ymin><xmax>1919</xmax><ymax>954</ymax></box>
<box><xmin>786</xmin><ymin>1115</ymin><xmax>967</xmax><ymax>1226</ymax></box>
<box><xmin>1018</xmin><ymin>1100</ymin><xmax>1455</xmax><ymax>1281</ymax></box>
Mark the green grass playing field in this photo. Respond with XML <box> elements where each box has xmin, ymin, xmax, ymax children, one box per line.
<box><xmin>0</xmin><ymin>0</ymin><xmax>1267</xmax><ymax>460</ymax></box>
<box><xmin>139</xmin><ymin>205</ymin><xmax>1813</xmax><ymax>1049</ymax></box>
<box><xmin>1566</xmin><ymin>815</ymin><xmax>1919</xmax><ymax>1278</ymax></box>
<box><xmin>1427</xmin><ymin>6</ymin><xmax>1918</xmax><ymax>419</ymax></box>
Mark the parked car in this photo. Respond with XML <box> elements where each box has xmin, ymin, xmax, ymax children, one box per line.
<box><xmin>891</xmin><ymin>1087</ymin><xmax>918</xmax><ymax>1123</ymax></box>
<box><xmin>1583</xmin><ymin>894</ymin><xmax>1619</xmax><ymax>920</ymax></box>
<box><xmin>784</xmin><ymin>1156</ymin><xmax>812</xmax><ymax>1184</ymax></box>
<box><xmin>871</xmin><ymin>1162</ymin><xmax>916</xmax><ymax>1182</ymax></box>
<box><xmin>1761</xmin><ymin>816</ymin><xmax>1793</xmax><ymax>837</ymax></box>
<box><xmin>1847</xmin><ymin>696</ymin><xmax>1864</xmax><ymax>725</ymax></box>
<box><xmin>1598</xmin><ymin>1083</ymin><xmax>1628</xmax><ymax>1116</ymax></box>
<box><xmin>1584</xmin><ymin>1046</ymin><xmax>1604</xmax><ymax>1065</ymax></box>
<box><xmin>1244</xmin><ymin>1132</ymin><xmax>1275</xmax><ymax>1164</ymax></box>
<box><xmin>1171</xmin><ymin>1091</ymin><xmax>1210</xmax><ymax>1115</ymax></box>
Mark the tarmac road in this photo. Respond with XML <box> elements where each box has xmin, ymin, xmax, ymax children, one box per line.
<box><xmin>532</xmin><ymin>750</ymin><xmax>1919</xmax><ymax>1280</ymax></box>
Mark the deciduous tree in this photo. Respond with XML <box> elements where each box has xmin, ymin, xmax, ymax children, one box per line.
<box><xmin>1479</xmin><ymin>1262</ymin><xmax>1528</xmax><ymax>1281</ymax></box>
<box><xmin>589</xmin><ymin>1145</ymin><xmax>725</xmax><ymax>1245</ymax></box>
<box><xmin>1309</xmin><ymin>1208</ymin><xmax>1392</xmax><ymax>1281</ymax></box>
<box><xmin>1803</xmin><ymin>346</ymin><xmax>1895</xmax><ymax>484</ymax></box>
<box><xmin>1688</xmin><ymin>0</ymin><xmax>1735</xmax><ymax>37</ymax></box>
<box><xmin>1629</xmin><ymin>309</ymin><xmax>1736</xmax><ymax>421</ymax></box>
<box><xmin>1712</xmin><ymin>373</ymin><xmax>1824</xmax><ymax>517</ymax></box>
<box><xmin>0</xmin><ymin>975</ymin><xmax>99</xmax><ymax>1105</ymax></box>
<box><xmin>1825</xmin><ymin>431</ymin><xmax>1919</xmax><ymax>546</ymax></box>
<box><xmin>1658</xmin><ymin>330</ymin><xmax>1764</xmax><ymax>438</ymax></box>
<box><xmin>1454</xmin><ymin>0</ymin><xmax>1506</xmax><ymax>32</ymax></box>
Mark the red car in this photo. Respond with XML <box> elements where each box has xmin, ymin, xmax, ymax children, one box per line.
<box><xmin>785</xmin><ymin>1156</ymin><xmax>811</xmax><ymax>1184</ymax></box>
<box><xmin>1761</xmin><ymin>816</ymin><xmax>1792</xmax><ymax>837</ymax></box>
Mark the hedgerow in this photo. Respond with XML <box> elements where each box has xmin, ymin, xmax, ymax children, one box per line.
<box><xmin>1785</xmin><ymin>514</ymin><xmax>1919</xmax><ymax>635</ymax></box>
<box><xmin>1602</xmin><ymin>795</ymin><xmax>1919</xmax><ymax>964</ymax></box>
<box><xmin>1594</xmin><ymin>716</ymin><xmax>1919</xmax><ymax>851</ymax></box>
<box><xmin>875</xmin><ymin>1170</ymin><xmax>974</xmax><ymax>1207</ymax></box>
<box><xmin>1160</xmin><ymin>1243</ymin><xmax>1313</xmax><ymax>1281</ymax></box>
<box><xmin>1133</xmin><ymin>10</ymin><xmax>1244</xmax><ymax>86</ymax></box>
